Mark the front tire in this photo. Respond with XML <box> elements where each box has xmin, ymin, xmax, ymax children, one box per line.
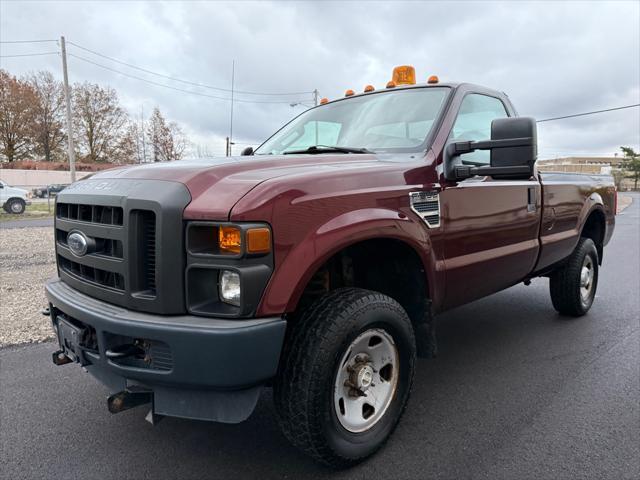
<box><xmin>549</xmin><ymin>238</ymin><xmax>599</xmax><ymax>316</ymax></box>
<box><xmin>274</xmin><ymin>288</ymin><xmax>416</xmax><ymax>467</ymax></box>
<box><xmin>7</xmin><ymin>198</ymin><xmax>26</xmax><ymax>214</ymax></box>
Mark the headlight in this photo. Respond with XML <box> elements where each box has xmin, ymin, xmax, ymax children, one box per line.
<box><xmin>185</xmin><ymin>222</ymin><xmax>273</xmax><ymax>317</ymax></box>
<box><xmin>187</xmin><ymin>223</ymin><xmax>271</xmax><ymax>256</ymax></box>
<box><xmin>219</xmin><ymin>226</ymin><xmax>242</xmax><ymax>254</ymax></box>
<box><xmin>219</xmin><ymin>270</ymin><xmax>241</xmax><ymax>306</ymax></box>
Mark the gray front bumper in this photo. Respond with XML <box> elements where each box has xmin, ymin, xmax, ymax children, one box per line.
<box><xmin>46</xmin><ymin>278</ymin><xmax>286</xmax><ymax>422</ymax></box>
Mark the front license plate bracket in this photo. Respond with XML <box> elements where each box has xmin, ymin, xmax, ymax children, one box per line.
<box><xmin>56</xmin><ymin>317</ymin><xmax>86</xmax><ymax>363</ymax></box>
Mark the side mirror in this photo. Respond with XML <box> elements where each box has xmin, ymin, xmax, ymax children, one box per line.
<box><xmin>445</xmin><ymin>117</ymin><xmax>537</xmax><ymax>181</ymax></box>
<box><xmin>241</xmin><ymin>146</ymin><xmax>254</xmax><ymax>156</ymax></box>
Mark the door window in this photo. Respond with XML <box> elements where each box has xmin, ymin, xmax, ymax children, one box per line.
<box><xmin>449</xmin><ymin>94</ymin><xmax>508</xmax><ymax>165</ymax></box>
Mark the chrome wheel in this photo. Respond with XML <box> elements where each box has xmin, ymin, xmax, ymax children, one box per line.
<box><xmin>334</xmin><ymin>328</ymin><xmax>399</xmax><ymax>433</ymax></box>
<box><xmin>10</xmin><ymin>201</ymin><xmax>24</xmax><ymax>213</ymax></box>
<box><xmin>579</xmin><ymin>255</ymin><xmax>595</xmax><ymax>304</ymax></box>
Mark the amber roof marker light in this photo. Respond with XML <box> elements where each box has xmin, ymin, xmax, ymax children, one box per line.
<box><xmin>392</xmin><ymin>65</ymin><xmax>416</xmax><ymax>85</ymax></box>
<box><xmin>427</xmin><ymin>75</ymin><xmax>439</xmax><ymax>84</ymax></box>
<box><xmin>345</xmin><ymin>89</ymin><xmax>355</xmax><ymax>97</ymax></box>
<box><xmin>386</xmin><ymin>81</ymin><xmax>397</xmax><ymax>89</ymax></box>
<box><xmin>364</xmin><ymin>85</ymin><xmax>375</xmax><ymax>92</ymax></box>
<box><xmin>320</xmin><ymin>97</ymin><xmax>329</xmax><ymax>104</ymax></box>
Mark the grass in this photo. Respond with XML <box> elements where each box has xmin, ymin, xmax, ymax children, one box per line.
<box><xmin>0</xmin><ymin>201</ymin><xmax>54</xmax><ymax>222</ymax></box>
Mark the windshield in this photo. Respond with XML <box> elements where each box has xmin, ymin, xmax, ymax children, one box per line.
<box><xmin>255</xmin><ymin>87</ymin><xmax>450</xmax><ymax>155</ymax></box>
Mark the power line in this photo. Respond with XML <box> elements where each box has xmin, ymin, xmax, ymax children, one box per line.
<box><xmin>0</xmin><ymin>52</ymin><xmax>59</xmax><ymax>58</ymax></box>
<box><xmin>0</xmin><ymin>39</ymin><xmax>57</xmax><ymax>44</ymax></box>
<box><xmin>537</xmin><ymin>104</ymin><xmax>640</xmax><ymax>123</ymax></box>
<box><xmin>68</xmin><ymin>53</ymin><xmax>307</xmax><ymax>104</ymax></box>
<box><xmin>67</xmin><ymin>40</ymin><xmax>314</xmax><ymax>97</ymax></box>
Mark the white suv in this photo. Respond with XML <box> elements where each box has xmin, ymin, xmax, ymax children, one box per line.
<box><xmin>0</xmin><ymin>180</ymin><xmax>31</xmax><ymax>214</ymax></box>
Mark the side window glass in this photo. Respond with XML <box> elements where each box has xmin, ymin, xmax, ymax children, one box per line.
<box><xmin>449</xmin><ymin>94</ymin><xmax>508</xmax><ymax>165</ymax></box>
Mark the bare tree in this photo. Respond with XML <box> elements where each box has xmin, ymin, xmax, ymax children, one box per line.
<box><xmin>0</xmin><ymin>69</ymin><xmax>37</xmax><ymax>162</ymax></box>
<box><xmin>73</xmin><ymin>82</ymin><xmax>132</xmax><ymax>163</ymax></box>
<box><xmin>146</xmin><ymin>107</ymin><xmax>188</xmax><ymax>162</ymax></box>
<box><xmin>166</xmin><ymin>121</ymin><xmax>188</xmax><ymax>160</ymax></box>
<box><xmin>26</xmin><ymin>71</ymin><xmax>66</xmax><ymax>162</ymax></box>
<box><xmin>115</xmin><ymin>122</ymin><xmax>139</xmax><ymax>164</ymax></box>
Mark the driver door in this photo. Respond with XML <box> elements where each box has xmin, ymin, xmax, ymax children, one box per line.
<box><xmin>440</xmin><ymin>93</ymin><xmax>541</xmax><ymax>309</ymax></box>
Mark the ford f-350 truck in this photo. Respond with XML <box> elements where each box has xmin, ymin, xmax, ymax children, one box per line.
<box><xmin>46</xmin><ymin>66</ymin><xmax>616</xmax><ymax>467</ymax></box>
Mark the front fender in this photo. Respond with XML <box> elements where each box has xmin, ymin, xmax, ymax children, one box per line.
<box><xmin>256</xmin><ymin>208</ymin><xmax>444</xmax><ymax>316</ymax></box>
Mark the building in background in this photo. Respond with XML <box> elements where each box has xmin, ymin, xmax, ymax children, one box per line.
<box><xmin>537</xmin><ymin>156</ymin><xmax>634</xmax><ymax>190</ymax></box>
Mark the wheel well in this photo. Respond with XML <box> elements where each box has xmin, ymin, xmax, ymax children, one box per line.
<box><xmin>581</xmin><ymin>209</ymin><xmax>605</xmax><ymax>263</ymax></box>
<box><xmin>293</xmin><ymin>238</ymin><xmax>430</xmax><ymax>330</ymax></box>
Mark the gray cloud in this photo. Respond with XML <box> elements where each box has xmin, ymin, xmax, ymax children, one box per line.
<box><xmin>1</xmin><ymin>0</ymin><xmax>638</xmax><ymax>158</ymax></box>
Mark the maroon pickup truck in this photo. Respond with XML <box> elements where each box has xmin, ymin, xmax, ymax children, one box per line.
<box><xmin>46</xmin><ymin>67</ymin><xmax>616</xmax><ymax>467</ymax></box>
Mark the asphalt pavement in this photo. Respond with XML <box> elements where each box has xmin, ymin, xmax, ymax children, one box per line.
<box><xmin>1</xmin><ymin>194</ymin><xmax>638</xmax><ymax>480</ymax></box>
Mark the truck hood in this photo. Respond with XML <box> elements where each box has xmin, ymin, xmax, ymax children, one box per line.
<box><xmin>90</xmin><ymin>154</ymin><xmax>395</xmax><ymax>219</ymax></box>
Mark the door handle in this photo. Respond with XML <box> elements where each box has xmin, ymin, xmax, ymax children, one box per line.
<box><xmin>527</xmin><ymin>186</ymin><xmax>537</xmax><ymax>212</ymax></box>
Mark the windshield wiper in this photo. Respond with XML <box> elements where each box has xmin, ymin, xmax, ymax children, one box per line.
<box><xmin>283</xmin><ymin>145</ymin><xmax>374</xmax><ymax>155</ymax></box>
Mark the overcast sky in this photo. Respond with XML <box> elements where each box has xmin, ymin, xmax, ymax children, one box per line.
<box><xmin>1</xmin><ymin>0</ymin><xmax>639</xmax><ymax>158</ymax></box>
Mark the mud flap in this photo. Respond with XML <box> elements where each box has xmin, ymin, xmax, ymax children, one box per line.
<box><xmin>415</xmin><ymin>298</ymin><xmax>437</xmax><ymax>359</ymax></box>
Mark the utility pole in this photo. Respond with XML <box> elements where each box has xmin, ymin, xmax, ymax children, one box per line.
<box><xmin>140</xmin><ymin>105</ymin><xmax>146</xmax><ymax>163</ymax></box>
<box><xmin>228</xmin><ymin>60</ymin><xmax>235</xmax><ymax>157</ymax></box>
<box><xmin>225</xmin><ymin>137</ymin><xmax>230</xmax><ymax>157</ymax></box>
<box><xmin>60</xmin><ymin>36</ymin><xmax>76</xmax><ymax>182</ymax></box>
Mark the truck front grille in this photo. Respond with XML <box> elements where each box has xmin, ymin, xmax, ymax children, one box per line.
<box><xmin>53</xmin><ymin>179</ymin><xmax>190</xmax><ymax>315</ymax></box>
<box><xmin>55</xmin><ymin>202</ymin><xmax>157</xmax><ymax>306</ymax></box>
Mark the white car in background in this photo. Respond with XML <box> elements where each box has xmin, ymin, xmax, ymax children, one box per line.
<box><xmin>0</xmin><ymin>180</ymin><xmax>31</xmax><ymax>214</ymax></box>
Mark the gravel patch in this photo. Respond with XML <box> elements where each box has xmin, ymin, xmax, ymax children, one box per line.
<box><xmin>0</xmin><ymin>227</ymin><xmax>57</xmax><ymax>347</ymax></box>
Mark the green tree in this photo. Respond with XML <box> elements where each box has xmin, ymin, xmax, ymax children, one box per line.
<box><xmin>620</xmin><ymin>146</ymin><xmax>640</xmax><ymax>190</ymax></box>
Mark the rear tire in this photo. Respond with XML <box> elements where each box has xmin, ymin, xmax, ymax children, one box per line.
<box><xmin>549</xmin><ymin>238</ymin><xmax>598</xmax><ymax>316</ymax></box>
<box><xmin>274</xmin><ymin>288</ymin><xmax>416</xmax><ymax>467</ymax></box>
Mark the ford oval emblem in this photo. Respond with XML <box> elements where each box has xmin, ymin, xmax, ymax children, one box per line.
<box><xmin>67</xmin><ymin>231</ymin><xmax>89</xmax><ymax>257</ymax></box>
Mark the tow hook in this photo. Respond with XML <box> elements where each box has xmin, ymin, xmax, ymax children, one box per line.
<box><xmin>107</xmin><ymin>389</ymin><xmax>153</xmax><ymax>414</ymax></box>
<box><xmin>41</xmin><ymin>307</ymin><xmax>50</xmax><ymax>316</ymax></box>
<box><xmin>107</xmin><ymin>388</ymin><xmax>164</xmax><ymax>425</ymax></box>
<box><xmin>52</xmin><ymin>350</ymin><xmax>73</xmax><ymax>365</ymax></box>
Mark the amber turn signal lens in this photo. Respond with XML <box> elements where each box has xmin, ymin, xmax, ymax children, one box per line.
<box><xmin>392</xmin><ymin>65</ymin><xmax>416</xmax><ymax>85</ymax></box>
<box><xmin>247</xmin><ymin>227</ymin><xmax>271</xmax><ymax>254</ymax></box>
<box><xmin>427</xmin><ymin>75</ymin><xmax>439</xmax><ymax>84</ymax></box>
<box><xmin>345</xmin><ymin>89</ymin><xmax>355</xmax><ymax>97</ymax></box>
<box><xmin>219</xmin><ymin>226</ymin><xmax>241</xmax><ymax>254</ymax></box>
<box><xmin>320</xmin><ymin>97</ymin><xmax>329</xmax><ymax>104</ymax></box>
<box><xmin>386</xmin><ymin>81</ymin><xmax>396</xmax><ymax>88</ymax></box>
<box><xmin>364</xmin><ymin>84</ymin><xmax>375</xmax><ymax>92</ymax></box>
